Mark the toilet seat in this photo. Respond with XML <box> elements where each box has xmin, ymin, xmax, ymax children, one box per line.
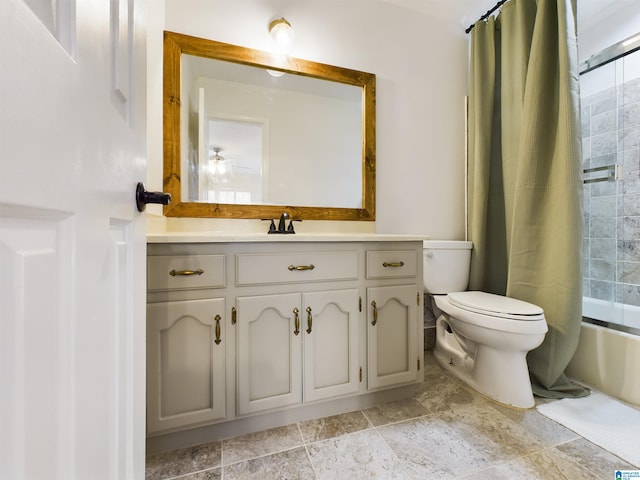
<box><xmin>448</xmin><ymin>291</ymin><xmax>544</xmax><ymax>321</ymax></box>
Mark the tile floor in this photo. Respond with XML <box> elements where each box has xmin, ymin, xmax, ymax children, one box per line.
<box><xmin>146</xmin><ymin>352</ymin><xmax>638</xmax><ymax>479</ymax></box>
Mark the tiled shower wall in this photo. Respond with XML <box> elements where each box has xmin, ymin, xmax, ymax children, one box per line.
<box><xmin>582</xmin><ymin>68</ymin><xmax>640</xmax><ymax>308</ymax></box>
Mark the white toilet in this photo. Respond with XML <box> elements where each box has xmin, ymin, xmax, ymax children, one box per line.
<box><xmin>423</xmin><ymin>240</ymin><xmax>548</xmax><ymax>408</ymax></box>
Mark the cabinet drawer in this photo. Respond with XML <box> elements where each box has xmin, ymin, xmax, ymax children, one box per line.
<box><xmin>366</xmin><ymin>250</ymin><xmax>417</xmax><ymax>279</ymax></box>
<box><xmin>148</xmin><ymin>255</ymin><xmax>226</xmax><ymax>291</ymax></box>
<box><xmin>236</xmin><ymin>251</ymin><xmax>358</xmax><ymax>286</ymax></box>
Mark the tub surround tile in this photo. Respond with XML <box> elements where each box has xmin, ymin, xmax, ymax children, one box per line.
<box><xmin>588</xmin><ymin>152</ymin><xmax>616</xmax><ymax>169</ymax></box>
<box><xmin>623</xmin><ymin>171</ymin><xmax>640</xmax><ymax>195</ymax></box>
<box><xmin>590</xmin><ymin>279</ymin><xmax>614</xmax><ymax>301</ymax></box>
<box><xmin>624</xmin><ymin>147</ymin><xmax>640</xmax><ymax>171</ymax></box>
<box><xmin>582</xmin><ymin>137</ymin><xmax>591</xmax><ymax>160</ymax></box>
<box><xmin>590</xmin><ymin>238</ymin><xmax>616</xmax><ymax>261</ymax></box>
<box><xmin>622</xmin><ymin>103</ymin><xmax>640</xmax><ymax>128</ymax></box>
<box><xmin>590</xmin><ymin>180</ymin><xmax>616</xmax><ymax>197</ymax></box>
<box><xmin>620</xmin><ymin>283</ymin><xmax>640</xmax><ymax>307</ymax></box>
<box><xmin>589</xmin><ymin>195</ymin><xmax>616</xmax><ymax>217</ymax></box>
<box><xmin>622</xmin><ymin>125</ymin><xmax>640</xmax><ymax>149</ymax></box>
<box><xmin>623</xmin><ymin>77</ymin><xmax>640</xmax><ymax>105</ymax></box>
<box><xmin>620</xmin><ymin>261</ymin><xmax>640</xmax><ymax>284</ymax></box>
<box><xmin>583</xmin><ymin>74</ymin><xmax>640</xmax><ymax>306</ymax></box>
<box><xmin>581</xmin><ymin>107</ymin><xmax>591</xmax><ymax>138</ymax></box>
<box><xmin>591</xmin><ymin>109</ymin><xmax>617</xmax><ymax>134</ymax></box>
<box><xmin>621</xmin><ymin>216</ymin><xmax>640</xmax><ymax>240</ymax></box>
<box><xmin>623</xmin><ymin>193</ymin><xmax>640</xmax><ymax>216</ymax></box>
<box><xmin>589</xmin><ymin>88</ymin><xmax>617</xmax><ymax>116</ymax></box>
<box><xmin>590</xmin><ymin>216</ymin><xmax>615</xmax><ymax>238</ymax></box>
<box><xmin>590</xmin><ymin>258</ymin><xmax>615</xmax><ymax>281</ymax></box>
<box><xmin>619</xmin><ymin>240</ymin><xmax>640</xmax><ymax>262</ymax></box>
<box><xmin>591</xmin><ymin>131</ymin><xmax>618</xmax><ymax>157</ymax></box>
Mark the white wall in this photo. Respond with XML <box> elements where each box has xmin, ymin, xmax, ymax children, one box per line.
<box><xmin>147</xmin><ymin>0</ymin><xmax>471</xmax><ymax>238</ymax></box>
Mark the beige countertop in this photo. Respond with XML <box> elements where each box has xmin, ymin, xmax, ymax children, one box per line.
<box><xmin>147</xmin><ymin>232</ymin><xmax>430</xmax><ymax>244</ymax></box>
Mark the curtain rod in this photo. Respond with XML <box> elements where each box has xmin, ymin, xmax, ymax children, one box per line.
<box><xmin>465</xmin><ymin>0</ymin><xmax>509</xmax><ymax>34</ymax></box>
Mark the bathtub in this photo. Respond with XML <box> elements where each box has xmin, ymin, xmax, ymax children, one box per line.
<box><xmin>566</xmin><ymin>313</ymin><xmax>640</xmax><ymax>407</ymax></box>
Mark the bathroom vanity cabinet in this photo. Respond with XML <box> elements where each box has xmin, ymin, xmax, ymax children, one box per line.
<box><xmin>146</xmin><ymin>234</ymin><xmax>425</xmax><ymax>443</ymax></box>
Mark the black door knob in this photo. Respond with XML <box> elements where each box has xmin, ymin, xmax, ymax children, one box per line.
<box><xmin>136</xmin><ymin>182</ymin><xmax>171</xmax><ymax>212</ymax></box>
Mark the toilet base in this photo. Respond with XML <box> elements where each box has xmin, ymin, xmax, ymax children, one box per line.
<box><xmin>433</xmin><ymin>336</ymin><xmax>536</xmax><ymax>409</ymax></box>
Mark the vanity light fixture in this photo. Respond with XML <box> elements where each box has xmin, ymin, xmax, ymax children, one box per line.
<box><xmin>268</xmin><ymin>17</ymin><xmax>294</xmax><ymax>54</ymax></box>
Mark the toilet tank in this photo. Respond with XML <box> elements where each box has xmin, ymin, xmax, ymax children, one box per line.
<box><xmin>423</xmin><ymin>240</ymin><xmax>472</xmax><ymax>294</ymax></box>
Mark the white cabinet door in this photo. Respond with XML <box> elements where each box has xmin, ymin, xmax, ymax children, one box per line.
<box><xmin>303</xmin><ymin>289</ymin><xmax>361</xmax><ymax>402</ymax></box>
<box><xmin>147</xmin><ymin>299</ymin><xmax>226</xmax><ymax>433</ymax></box>
<box><xmin>367</xmin><ymin>285</ymin><xmax>419</xmax><ymax>390</ymax></box>
<box><xmin>236</xmin><ymin>293</ymin><xmax>303</xmax><ymax>415</ymax></box>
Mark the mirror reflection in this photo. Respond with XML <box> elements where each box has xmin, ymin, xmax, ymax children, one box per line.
<box><xmin>182</xmin><ymin>55</ymin><xmax>363</xmax><ymax>208</ymax></box>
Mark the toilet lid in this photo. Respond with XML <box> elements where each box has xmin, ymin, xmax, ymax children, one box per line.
<box><xmin>448</xmin><ymin>291</ymin><xmax>544</xmax><ymax>319</ymax></box>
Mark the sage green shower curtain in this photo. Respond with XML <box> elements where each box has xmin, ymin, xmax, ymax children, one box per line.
<box><xmin>467</xmin><ymin>0</ymin><xmax>588</xmax><ymax>398</ymax></box>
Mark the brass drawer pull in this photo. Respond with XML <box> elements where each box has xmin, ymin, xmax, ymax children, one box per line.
<box><xmin>288</xmin><ymin>264</ymin><xmax>315</xmax><ymax>271</ymax></box>
<box><xmin>169</xmin><ymin>268</ymin><xmax>204</xmax><ymax>277</ymax></box>
<box><xmin>371</xmin><ymin>300</ymin><xmax>378</xmax><ymax>326</ymax></box>
<box><xmin>382</xmin><ymin>261</ymin><xmax>404</xmax><ymax>268</ymax></box>
<box><xmin>293</xmin><ymin>308</ymin><xmax>300</xmax><ymax>335</ymax></box>
<box><xmin>306</xmin><ymin>306</ymin><xmax>313</xmax><ymax>334</ymax></box>
<box><xmin>214</xmin><ymin>314</ymin><xmax>222</xmax><ymax>345</ymax></box>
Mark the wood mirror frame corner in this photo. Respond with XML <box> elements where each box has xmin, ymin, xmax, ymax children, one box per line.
<box><xmin>162</xmin><ymin>30</ymin><xmax>376</xmax><ymax>221</ymax></box>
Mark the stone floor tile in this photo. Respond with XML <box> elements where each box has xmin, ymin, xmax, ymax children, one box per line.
<box><xmin>222</xmin><ymin>423</ymin><xmax>303</xmax><ymax>466</ymax></box>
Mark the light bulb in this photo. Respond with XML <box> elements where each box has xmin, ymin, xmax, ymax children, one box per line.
<box><xmin>269</xmin><ymin>18</ymin><xmax>294</xmax><ymax>54</ymax></box>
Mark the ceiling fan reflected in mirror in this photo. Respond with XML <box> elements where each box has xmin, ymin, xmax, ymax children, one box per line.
<box><xmin>207</xmin><ymin>146</ymin><xmax>233</xmax><ymax>184</ymax></box>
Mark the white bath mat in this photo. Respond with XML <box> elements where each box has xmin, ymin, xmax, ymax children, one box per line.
<box><xmin>537</xmin><ymin>391</ymin><xmax>640</xmax><ymax>467</ymax></box>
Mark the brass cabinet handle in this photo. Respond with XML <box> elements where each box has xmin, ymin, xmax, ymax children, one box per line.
<box><xmin>306</xmin><ymin>306</ymin><xmax>313</xmax><ymax>334</ymax></box>
<box><xmin>371</xmin><ymin>300</ymin><xmax>378</xmax><ymax>326</ymax></box>
<box><xmin>231</xmin><ymin>306</ymin><xmax>237</xmax><ymax>325</ymax></box>
<box><xmin>288</xmin><ymin>264</ymin><xmax>315</xmax><ymax>271</ymax></box>
<box><xmin>293</xmin><ymin>307</ymin><xmax>300</xmax><ymax>335</ymax></box>
<box><xmin>214</xmin><ymin>314</ymin><xmax>222</xmax><ymax>345</ymax></box>
<box><xmin>382</xmin><ymin>261</ymin><xmax>404</xmax><ymax>268</ymax></box>
<box><xmin>169</xmin><ymin>268</ymin><xmax>204</xmax><ymax>276</ymax></box>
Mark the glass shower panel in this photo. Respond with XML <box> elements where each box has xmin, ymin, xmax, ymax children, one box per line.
<box><xmin>581</xmin><ymin>44</ymin><xmax>640</xmax><ymax>332</ymax></box>
<box><xmin>581</xmin><ymin>60</ymin><xmax>619</xmax><ymax>318</ymax></box>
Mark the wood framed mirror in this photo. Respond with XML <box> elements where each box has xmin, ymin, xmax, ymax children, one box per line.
<box><xmin>163</xmin><ymin>30</ymin><xmax>376</xmax><ymax>221</ymax></box>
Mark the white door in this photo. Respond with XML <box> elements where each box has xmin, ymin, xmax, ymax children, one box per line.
<box><xmin>1</xmin><ymin>1</ymin><xmax>147</xmax><ymax>479</ymax></box>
